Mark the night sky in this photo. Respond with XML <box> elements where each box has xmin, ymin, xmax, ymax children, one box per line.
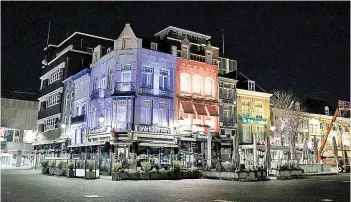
<box><xmin>2</xmin><ymin>2</ymin><xmax>349</xmax><ymax>104</ymax></box>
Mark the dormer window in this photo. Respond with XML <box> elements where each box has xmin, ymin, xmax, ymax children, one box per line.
<box><xmin>181</xmin><ymin>45</ymin><xmax>189</xmax><ymax>59</ymax></box>
<box><xmin>151</xmin><ymin>42</ymin><xmax>158</xmax><ymax>51</ymax></box>
<box><xmin>295</xmin><ymin>101</ymin><xmax>300</xmax><ymax>111</ymax></box>
<box><xmin>122</xmin><ymin>38</ymin><xmax>131</xmax><ymax>49</ymax></box>
<box><xmin>248</xmin><ymin>80</ymin><xmax>255</xmax><ymax>91</ymax></box>
<box><xmin>205</xmin><ymin>50</ymin><xmax>213</xmax><ymax>65</ymax></box>
<box><xmin>325</xmin><ymin>106</ymin><xmax>329</xmax><ymax>115</ymax></box>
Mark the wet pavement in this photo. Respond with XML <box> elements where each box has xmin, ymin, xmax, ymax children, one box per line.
<box><xmin>1</xmin><ymin>169</ymin><xmax>350</xmax><ymax>202</ymax></box>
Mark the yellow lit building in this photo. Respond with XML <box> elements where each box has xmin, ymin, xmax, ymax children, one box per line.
<box><xmin>233</xmin><ymin>71</ymin><xmax>272</xmax><ymax>168</ymax></box>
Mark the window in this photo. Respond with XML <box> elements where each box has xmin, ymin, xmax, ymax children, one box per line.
<box><xmin>81</xmin><ymin>129</ymin><xmax>84</xmax><ymax>144</ymax></box>
<box><xmin>320</xmin><ymin>123</ymin><xmax>324</xmax><ymax>130</ymax></box>
<box><xmin>107</xmin><ymin>68</ymin><xmax>113</xmax><ymax>90</ymax></box>
<box><xmin>242</xmin><ymin>125</ymin><xmax>252</xmax><ymax>143</ymax></box>
<box><xmin>151</xmin><ymin>42</ymin><xmax>158</xmax><ymax>50</ymax></box>
<box><xmin>121</xmin><ymin>64</ymin><xmax>131</xmax><ymax>82</ymax></box>
<box><xmin>142</xmin><ymin>67</ymin><xmax>153</xmax><ymax>88</ymax></box>
<box><xmin>325</xmin><ymin>106</ymin><xmax>329</xmax><ymax>115</ymax></box>
<box><xmin>159</xmin><ymin>69</ymin><xmax>169</xmax><ymax>90</ymax></box>
<box><xmin>93</xmin><ymin>77</ymin><xmax>98</xmax><ymax>91</ymax></box>
<box><xmin>82</xmin><ymin>104</ymin><xmax>86</xmax><ymax>115</ymax></box>
<box><xmin>49</xmin><ymin>68</ymin><xmax>63</xmax><ymax>84</ymax></box>
<box><xmin>74</xmin><ymin>129</ymin><xmax>78</xmax><ymax>144</ymax></box>
<box><xmin>205</xmin><ymin>78</ymin><xmax>214</xmax><ymax>97</ymax></box>
<box><xmin>224</xmin><ymin>109</ymin><xmax>232</xmax><ymax>122</ymax></box>
<box><xmin>181</xmin><ymin>45</ymin><xmax>188</xmax><ymax>59</ymax></box>
<box><xmin>100</xmin><ymin>76</ymin><xmax>106</xmax><ymax>89</ymax></box>
<box><xmin>76</xmin><ymin>105</ymin><xmax>80</xmax><ymax>116</ymax></box>
<box><xmin>65</xmin><ymin>93</ymin><xmax>70</xmax><ymax>109</ymax></box>
<box><xmin>192</xmin><ymin>75</ymin><xmax>202</xmax><ymax>95</ymax></box>
<box><xmin>255</xmin><ymin>102</ymin><xmax>263</xmax><ymax>118</ymax></box>
<box><xmin>205</xmin><ymin>51</ymin><xmax>212</xmax><ymax>64</ymax></box>
<box><xmin>64</xmin><ymin>117</ymin><xmax>68</xmax><ymax>124</ymax></box>
<box><xmin>122</xmin><ymin>38</ymin><xmax>131</xmax><ymax>49</ymax></box>
<box><xmin>158</xmin><ymin>102</ymin><xmax>169</xmax><ymax>126</ymax></box>
<box><xmin>117</xmin><ymin>100</ymin><xmax>127</xmax><ymax>122</ymax></box>
<box><xmin>70</xmin><ymin>92</ymin><xmax>74</xmax><ymax>109</ymax></box>
<box><xmin>46</xmin><ymin>92</ymin><xmax>61</xmax><ymax>108</ymax></box>
<box><xmin>180</xmin><ymin>73</ymin><xmax>190</xmax><ymax>93</ymax></box>
<box><xmin>141</xmin><ymin>100</ymin><xmax>152</xmax><ymax>124</ymax></box>
<box><xmin>326</xmin><ymin>123</ymin><xmax>330</xmax><ymax>129</ymax></box>
<box><xmin>256</xmin><ymin>126</ymin><xmax>264</xmax><ymax>142</ymax></box>
<box><xmin>248</xmin><ymin>81</ymin><xmax>255</xmax><ymax>91</ymax></box>
<box><xmin>44</xmin><ymin>118</ymin><xmax>58</xmax><ymax>132</ymax></box>
<box><xmin>242</xmin><ymin>100</ymin><xmax>250</xmax><ymax>117</ymax></box>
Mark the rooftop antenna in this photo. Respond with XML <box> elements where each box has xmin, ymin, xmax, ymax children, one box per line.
<box><xmin>222</xmin><ymin>29</ymin><xmax>225</xmax><ymax>57</ymax></box>
<box><xmin>43</xmin><ymin>19</ymin><xmax>51</xmax><ymax>65</ymax></box>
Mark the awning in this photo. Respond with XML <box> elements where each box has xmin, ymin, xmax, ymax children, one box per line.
<box><xmin>194</xmin><ymin>104</ymin><xmax>208</xmax><ymax>115</ymax></box>
<box><xmin>206</xmin><ymin>105</ymin><xmax>219</xmax><ymax>116</ymax></box>
<box><xmin>139</xmin><ymin>143</ymin><xmax>178</xmax><ymax>148</ymax></box>
<box><xmin>181</xmin><ymin>102</ymin><xmax>195</xmax><ymax>114</ymax></box>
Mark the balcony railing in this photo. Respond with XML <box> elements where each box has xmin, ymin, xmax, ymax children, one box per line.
<box><xmin>71</xmin><ymin>114</ymin><xmax>86</xmax><ymax>124</ymax></box>
<box><xmin>176</xmin><ymin>51</ymin><xmax>219</xmax><ymax>65</ymax></box>
<box><xmin>90</xmin><ymin>88</ymin><xmax>107</xmax><ymax>99</ymax></box>
<box><xmin>114</xmin><ymin>82</ymin><xmax>135</xmax><ymax>92</ymax></box>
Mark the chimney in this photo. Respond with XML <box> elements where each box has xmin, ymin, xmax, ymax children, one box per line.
<box><xmin>171</xmin><ymin>46</ymin><xmax>177</xmax><ymax>57</ymax></box>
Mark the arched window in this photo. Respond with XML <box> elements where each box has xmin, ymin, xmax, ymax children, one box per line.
<box><xmin>180</xmin><ymin>73</ymin><xmax>190</xmax><ymax>93</ymax></box>
<box><xmin>192</xmin><ymin>75</ymin><xmax>202</xmax><ymax>95</ymax></box>
<box><xmin>205</xmin><ymin>78</ymin><xmax>214</xmax><ymax>97</ymax></box>
<box><xmin>325</xmin><ymin>106</ymin><xmax>329</xmax><ymax>115</ymax></box>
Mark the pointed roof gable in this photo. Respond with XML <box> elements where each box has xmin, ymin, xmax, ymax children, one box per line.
<box><xmin>117</xmin><ymin>23</ymin><xmax>137</xmax><ymax>39</ymax></box>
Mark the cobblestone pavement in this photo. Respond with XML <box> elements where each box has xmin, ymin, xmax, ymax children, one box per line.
<box><xmin>1</xmin><ymin>169</ymin><xmax>350</xmax><ymax>202</ymax></box>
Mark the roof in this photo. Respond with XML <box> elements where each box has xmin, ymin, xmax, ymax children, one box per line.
<box><xmin>222</xmin><ymin>71</ymin><xmax>267</xmax><ymax>93</ymax></box>
<box><xmin>44</xmin><ymin>32</ymin><xmax>114</xmax><ymax>51</ymax></box>
<box><xmin>154</xmin><ymin>26</ymin><xmax>211</xmax><ymax>40</ymax></box>
<box><xmin>303</xmin><ymin>98</ymin><xmax>336</xmax><ymax>115</ymax></box>
<box><xmin>1</xmin><ymin>90</ymin><xmax>38</xmax><ymax>101</ymax></box>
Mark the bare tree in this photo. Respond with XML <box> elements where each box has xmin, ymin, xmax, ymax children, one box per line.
<box><xmin>271</xmin><ymin>90</ymin><xmax>308</xmax><ymax>166</ymax></box>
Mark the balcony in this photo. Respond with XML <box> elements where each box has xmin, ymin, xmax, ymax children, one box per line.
<box><xmin>176</xmin><ymin>51</ymin><xmax>219</xmax><ymax>65</ymax></box>
<box><xmin>90</xmin><ymin>88</ymin><xmax>107</xmax><ymax>99</ymax></box>
<box><xmin>71</xmin><ymin>114</ymin><xmax>86</xmax><ymax>124</ymax></box>
<box><xmin>40</xmin><ymin>79</ymin><xmax>62</xmax><ymax>97</ymax></box>
<box><xmin>38</xmin><ymin>104</ymin><xmax>61</xmax><ymax>120</ymax></box>
<box><xmin>114</xmin><ymin>82</ymin><xmax>135</xmax><ymax>93</ymax></box>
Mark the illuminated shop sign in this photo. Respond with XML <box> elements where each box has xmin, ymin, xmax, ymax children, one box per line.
<box><xmin>239</xmin><ymin>116</ymin><xmax>267</xmax><ymax>125</ymax></box>
<box><xmin>136</xmin><ymin>125</ymin><xmax>170</xmax><ymax>134</ymax></box>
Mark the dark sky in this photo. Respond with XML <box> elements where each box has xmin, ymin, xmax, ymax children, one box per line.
<box><xmin>2</xmin><ymin>2</ymin><xmax>350</xmax><ymax>104</ymax></box>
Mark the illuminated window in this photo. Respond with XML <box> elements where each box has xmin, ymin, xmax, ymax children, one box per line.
<box><xmin>193</xmin><ymin>75</ymin><xmax>202</xmax><ymax>95</ymax></box>
<box><xmin>122</xmin><ymin>38</ymin><xmax>131</xmax><ymax>49</ymax></box>
<box><xmin>142</xmin><ymin>67</ymin><xmax>153</xmax><ymax>88</ymax></box>
<box><xmin>122</xmin><ymin>64</ymin><xmax>131</xmax><ymax>82</ymax></box>
<box><xmin>181</xmin><ymin>45</ymin><xmax>188</xmax><ymax>59</ymax></box>
<box><xmin>141</xmin><ymin>100</ymin><xmax>152</xmax><ymax>124</ymax></box>
<box><xmin>255</xmin><ymin>102</ymin><xmax>263</xmax><ymax>118</ymax></box>
<box><xmin>242</xmin><ymin>100</ymin><xmax>250</xmax><ymax>117</ymax></box>
<box><xmin>44</xmin><ymin>118</ymin><xmax>59</xmax><ymax>132</ymax></box>
<box><xmin>117</xmin><ymin>100</ymin><xmax>127</xmax><ymax>122</ymax></box>
<box><xmin>180</xmin><ymin>73</ymin><xmax>190</xmax><ymax>93</ymax></box>
<box><xmin>65</xmin><ymin>93</ymin><xmax>70</xmax><ymax>109</ymax></box>
<box><xmin>46</xmin><ymin>92</ymin><xmax>61</xmax><ymax>108</ymax></box>
<box><xmin>107</xmin><ymin>68</ymin><xmax>113</xmax><ymax>90</ymax></box>
<box><xmin>248</xmin><ymin>80</ymin><xmax>255</xmax><ymax>91</ymax></box>
<box><xmin>325</xmin><ymin>106</ymin><xmax>329</xmax><ymax>115</ymax></box>
<box><xmin>159</xmin><ymin>69</ymin><xmax>169</xmax><ymax>90</ymax></box>
<box><xmin>242</xmin><ymin>125</ymin><xmax>252</xmax><ymax>143</ymax></box>
<box><xmin>100</xmin><ymin>76</ymin><xmax>106</xmax><ymax>89</ymax></box>
<box><xmin>205</xmin><ymin>78</ymin><xmax>214</xmax><ymax>97</ymax></box>
<box><xmin>49</xmin><ymin>68</ymin><xmax>63</xmax><ymax>84</ymax></box>
<box><xmin>151</xmin><ymin>42</ymin><xmax>158</xmax><ymax>51</ymax></box>
<box><xmin>158</xmin><ymin>102</ymin><xmax>169</xmax><ymax>126</ymax></box>
<box><xmin>205</xmin><ymin>51</ymin><xmax>212</xmax><ymax>64</ymax></box>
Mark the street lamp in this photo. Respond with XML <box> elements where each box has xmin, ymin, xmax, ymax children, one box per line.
<box><xmin>61</xmin><ymin>124</ymin><xmax>66</xmax><ymax>129</ymax></box>
<box><xmin>99</xmin><ymin>114</ymin><xmax>105</xmax><ymax>123</ymax></box>
<box><xmin>270</xmin><ymin>126</ymin><xmax>275</xmax><ymax>132</ymax></box>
